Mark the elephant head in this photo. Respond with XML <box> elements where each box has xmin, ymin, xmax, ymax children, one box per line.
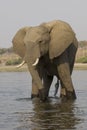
<box><xmin>24</xmin><ymin>25</ymin><xmax>50</xmax><ymax>65</ymax></box>
<box><xmin>12</xmin><ymin>20</ymin><xmax>77</xmax><ymax>100</ymax></box>
<box><xmin>13</xmin><ymin>20</ymin><xmax>76</xmax><ymax>64</ymax></box>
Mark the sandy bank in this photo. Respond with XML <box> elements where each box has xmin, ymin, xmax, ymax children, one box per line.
<box><xmin>0</xmin><ymin>63</ymin><xmax>87</xmax><ymax>72</ymax></box>
<box><xmin>0</xmin><ymin>65</ymin><xmax>28</xmax><ymax>72</ymax></box>
<box><xmin>74</xmin><ymin>63</ymin><xmax>87</xmax><ymax>70</ymax></box>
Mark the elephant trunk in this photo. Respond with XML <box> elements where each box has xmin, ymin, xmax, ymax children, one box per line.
<box><xmin>25</xmin><ymin>41</ymin><xmax>40</xmax><ymax>66</ymax></box>
<box><xmin>27</xmin><ymin>62</ymin><xmax>42</xmax><ymax>89</ymax></box>
<box><xmin>27</xmin><ymin>61</ymin><xmax>46</xmax><ymax>100</ymax></box>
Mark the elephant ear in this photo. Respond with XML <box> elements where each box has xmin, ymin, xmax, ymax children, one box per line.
<box><xmin>12</xmin><ymin>27</ymin><xmax>29</xmax><ymax>58</ymax></box>
<box><xmin>46</xmin><ymin>20</ymin><xmax>75</xmax><ymax>59</ymax></box>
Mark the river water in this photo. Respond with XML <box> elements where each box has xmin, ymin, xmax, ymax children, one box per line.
<box><xmin>0</xmin><ymin>70</ymin><xmax>87</xmax><ymax>130</ymax></box>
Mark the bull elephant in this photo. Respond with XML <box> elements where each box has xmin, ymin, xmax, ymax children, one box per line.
<box><xmin>12</xmin><ymin>20</ymin><xmax>78</xmax><ymax>101</ymax></box>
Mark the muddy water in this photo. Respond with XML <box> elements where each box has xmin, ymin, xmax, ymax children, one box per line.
<box><xmin>0</xmin><ymin>70</ymin><xmax>87</xmax><ymax>130</ymax></box>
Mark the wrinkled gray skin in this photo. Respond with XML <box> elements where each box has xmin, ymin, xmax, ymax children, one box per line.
<box><xmin>12</xmin><ymin>20</ymin><xmax>78</xmax><ymax>101</ymax></box>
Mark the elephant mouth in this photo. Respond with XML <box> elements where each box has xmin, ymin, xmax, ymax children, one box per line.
<box><xmin>32</xmin><ymin>58</ymin><xmax>39</xmax><ymax>66</ymax></box>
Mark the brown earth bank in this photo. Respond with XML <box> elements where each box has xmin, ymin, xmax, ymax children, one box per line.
<box><xmin>0</xmin><ymin>65</ymin><xmax>28</xmax><ymax>72</ymax></box>
<box><xmin>1</xmin><ymin>41</ymin><xmax>87</xmax><ymax>72</ymax></box>
<box><xmin>74</xmin><ymin>63</ymin><xmax>87</xmax><ymax>70</ymax></box>
<box><xmin>0</xmin><ymin>63</ymin><xmax>87</xmax><ymax>72</ymax></box>
<box><xmin>0</xmin><ymin>51</ymin><xmax>28</xmax><ymax>72</ymax></box>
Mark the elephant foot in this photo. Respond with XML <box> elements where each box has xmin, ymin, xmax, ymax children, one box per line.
<box><xmin>66</xmin><ymin>90</ymin><xmax>76</xmax><ymax>100</ymax></box>
<box><xmin>60</xmin><ymin>90</ymin><xmax>76</xmax><ymax>101</ymax></box>
<box><xmin>60</xmin><ymin>94</ymin><xmax>67</xmax><ymax>102</ymax></box>
<box><xmin>31</xmin><ymin>94</ymin><xmax>39</xmax><ymax>99</ymax></box>
<box><xmin>31</xmin><ymin>89</ymin><xmax>47</xmax><ymax>101</ymax></box>
<box><xmin>60</xmin><ymin>88</ymin><xmax>67</xmax><ymax>101</ymax></box>
<box><xmin>39</xmin><ymin>88</ymin><xmax>47</xmax><ymax>101</ymax></box>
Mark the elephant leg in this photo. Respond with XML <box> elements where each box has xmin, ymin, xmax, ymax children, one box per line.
<box><xmin>59</xmin><ymin>44</ymin><xmax>77</xmax><ymax>99</ymax></box>
<box><xmin>31</xmin><ymin>66</ymin><xmax>43</xmax><ymax>99</ymax></box>
<box><xmin>31</xmin><ymin>79</ymin><xmax>39</xmax><ymax>99</ymax></box>
<box><xmin>60</xmin><ymin>81</ymin><xmax>67</xmax><ymax>101</ymax></box>
<box><xmin>57</xmin><ymin>51</ymin><xmax>76</xmax><ymax>100</ymax></box>
<box><xmin>69</xmin><ymin>45</ymin><xmax>77</xmax><ymax>75</ymax></box>
<box><xmin>60</xmin><ymin>81</ymin><xmax>66</xmax><ymax>96</ymax></box>
<box><xmin>43</xmin><ymin>73</ymin><xmax>53</xmax><ymax>98</ymax></box>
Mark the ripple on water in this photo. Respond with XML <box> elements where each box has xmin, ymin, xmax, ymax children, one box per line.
<box><xmin>0</xmin><ymin>71</ymin><xmax>87</xmax><ymax>129</ymax></box>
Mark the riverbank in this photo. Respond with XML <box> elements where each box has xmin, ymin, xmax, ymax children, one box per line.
<box><xmin>0</xmin><ymin>63</ymin><xmax>87</xmax><ymax>72</ymax></box>
<box><xmin>74</xmin><ymin>63</ymin><xmax>87</xmax><ymax>70</ymax></box>
<box><xmin>0</xmin><ymin>65</ymin><xmax>28</xmax><ymax>72</ymax></box>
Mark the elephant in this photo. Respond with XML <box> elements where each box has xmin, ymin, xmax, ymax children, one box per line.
<box><xmin>12</xmin><ymin>20</ymin><xmax>78</xmax><ymax>101</ymax></box>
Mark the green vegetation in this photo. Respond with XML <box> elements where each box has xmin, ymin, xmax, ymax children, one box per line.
<box><xmin>79</xmin><ymin>41</ymin><xmax>87</xmax><ymax>48</ymax></box>
<box><xmin>5</xmin><ymin>58</ymin><xmax>22</xmax><ymax>66</ymax></box>
<box><xmin>0</xmin><ymin>48</ymin><xmax>7</xmax><ymax>54</ymax></box>
<box><xmin>76</xmin><ymin>56</ymin><xmax>87</xmax><ymax>63</ymax></box>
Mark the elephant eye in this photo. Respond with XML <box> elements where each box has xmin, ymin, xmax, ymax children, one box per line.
<box><xmin>38</xmin><ymin>40</ymin><xmax>43</xmax><ymax>43</ymax></box>
<box><xmin>39</xmin><ymin>39</ymin><xmax>45</xmax><ymax>44</ymax></box>
<box><xmin>24</xmin><ymin>43</ymin><xmax>25</xmax><ymax>46</ymax></box>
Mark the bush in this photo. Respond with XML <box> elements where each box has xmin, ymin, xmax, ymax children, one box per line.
<box><xmin>6</xmin><ymin>58</ymin><xmax>22</xmax><ymax>66</ymax></box>
<box><xmin>76</xmin><ymin>56</ymin><xmax>87</xmax><ymax>63</ymax></box>
<box><xmin>0</xmin><ymin>47</ymin><xmax>13</xmax><ymax>54</ymax></box>
<box><xmin>0</xmin><ymin>48</ymin><xmax>7</xmax><ymax>54</ymax></box>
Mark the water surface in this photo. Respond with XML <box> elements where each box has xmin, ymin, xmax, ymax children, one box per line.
<box><xmin>0</xmin><ymin>70</ymin><xmax>87</xmax><ymax>130</ymax></box>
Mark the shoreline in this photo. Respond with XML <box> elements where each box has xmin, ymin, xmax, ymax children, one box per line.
<box><xmin>0</xmin><ymin>65</ymin><xmax>28</xmax><ymax>72</ymax></box>
<box><xmin>74</xmin><ymin>63</ymin><xmax>87</xmax><ymax>70</ymax></box>
<box><xmin>0</xmin><ymin>63</ymin><xmax>87</xmax><ymax>72</ymax></box>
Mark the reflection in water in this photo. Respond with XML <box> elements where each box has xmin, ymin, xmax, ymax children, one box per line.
<box><xmin>16</xmin><ymin>98</ymin><xmax>81</xmax><ymax>130</ymax></box>
<box><xmin>0</xmin><ymin>71</ymin><xmax>87</xmax><ymax>130</ymax></box>
<box><xmin>32</xmin><ymin>99</ymin><xmax>81</xmax><ymax>130</ymax></box>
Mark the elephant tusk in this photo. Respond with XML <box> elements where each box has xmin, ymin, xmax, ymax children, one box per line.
<box><xmin>16</xmin><ymin>60</ymin><xmax>26</xmax><ymax>68</ymax></box>
<box><xmin>32</xmin><ymin>58</ymin><xmax>39</xmax><ymax>66</ymax></box>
